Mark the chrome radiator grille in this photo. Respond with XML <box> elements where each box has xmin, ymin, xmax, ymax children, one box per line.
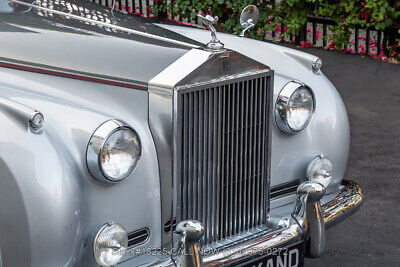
<box><xmin>174</xmin><ymin>72</ymin><xmax>272</xmax><ymax>245</ymax></box>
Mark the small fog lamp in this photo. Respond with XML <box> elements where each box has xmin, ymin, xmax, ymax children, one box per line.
<box><xmin>307</xmin><ymin>154</ymin><xmax>333</xmax><ymax>188</ymax></box>
<box><xmin>94</xmin><ymin>222</ymin><xmax>128</xmax><ymax>267</ymax></box>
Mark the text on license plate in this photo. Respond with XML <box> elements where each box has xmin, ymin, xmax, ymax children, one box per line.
<box><xmin>246</xmin><ymin>242</ymin><xmax>304</xmax><ymax>267</ymax></box>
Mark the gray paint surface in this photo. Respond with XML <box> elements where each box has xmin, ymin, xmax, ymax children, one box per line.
<box><xmin>0</xmin><ymin>67</ymin><xmax>162</xmax><ymax>266</ymax></box>
<box><xmin>0</xmin><ymin>0</ymin><xmax>352</xmax><ymax>266</ymax></box>
<box><xmin>0</xmin><ymin>0</ymin><xmax>199</xmax><ymax>86</ymax></box>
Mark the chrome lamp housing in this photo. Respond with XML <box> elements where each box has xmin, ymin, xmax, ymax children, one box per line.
<box><xmin>275</xmin><ymin>81</ymin><xmax>315</xmax><ymax>134</ymax></box>
<box><xmin>86</xmin><ymin>119</ymin><xmax>141</xmax><ymax>183</ymax></box>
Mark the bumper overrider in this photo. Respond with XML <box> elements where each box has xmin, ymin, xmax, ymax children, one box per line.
<box><xmin>155</xmin><ymin>180</ymin><xmax>363</xmax><ymax>267</ymax></box>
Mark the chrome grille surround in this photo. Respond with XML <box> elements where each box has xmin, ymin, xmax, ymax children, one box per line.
<box><xmin>173</xmin><ymin>70</ymin><xmax>273</xmax><ymax>245</ymax></box>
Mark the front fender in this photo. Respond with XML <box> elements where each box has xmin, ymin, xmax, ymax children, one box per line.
<box><xmin>0</xmin><ymin>104</ymin><xmax>85</xmax><ymax>267</ymax></box>
<box><xmin>0</xmin><ymin>67</ymin><xmax>162</xmax><ymax>266</ymax></box>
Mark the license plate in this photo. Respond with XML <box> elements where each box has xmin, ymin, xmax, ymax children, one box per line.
<box><xmin>241</xmin><ymin>242</ymin><xmax>305</xmax><ymax>267</ymax></box>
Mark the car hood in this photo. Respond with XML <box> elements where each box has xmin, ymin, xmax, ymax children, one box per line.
<box><xmin>0</xmin><ymin>0</ymin><xmax>316</xmax><ymax>89</ymax></box>
<box><xmin>0</xmin><ymin>0</ymin><xmax>204</xmax><ymax>88</ymax></box>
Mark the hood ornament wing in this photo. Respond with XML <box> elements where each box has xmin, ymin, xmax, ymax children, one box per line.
<box><xmin>197</xmin><ymin>14</ymin><xmax>225</xmax><ymax>51</ymax></box>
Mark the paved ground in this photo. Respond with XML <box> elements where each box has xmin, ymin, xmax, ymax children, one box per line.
<box><xmin>286</xmin><ymin>47</ymin><xmax>400</xmax><ymax>266</ymax></box>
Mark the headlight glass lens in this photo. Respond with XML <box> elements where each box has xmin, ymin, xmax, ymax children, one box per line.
<box><xmin>94</xmin><ymin>222</ymin><xmax>128</xmax><ymax>267</ymax></box>
<box><xmin>287</xmin><ymin>87</ymin><xmax>314</xmax><ymax>131</ymax></box>
<box><xmin>100</xmin><ymin>128</ymin><xmax>141</xmax><ymax>181</ymax></box>
<box><xmin>275</xmin><ymin>82</ymin><xmax>315</xmax><ymax>134</ymax></box>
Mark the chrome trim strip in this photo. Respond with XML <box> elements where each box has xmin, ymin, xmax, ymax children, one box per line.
<box><xmin>270</xmin><ymin>180</ymin><xmax>301</xmax><ymax>199</ymax></box>
<box><xmin>10</xmin><ymin>0</ymin><xmax>200</xmax><ymax>49</ymax></box>
<box><xmin>149</xmin><ymin>49</ymin><xmax>212</xmax><ymax>90</ymax></box>
<box><xmin>0</xmin><ymin>57</ymin><xmax>147</xmax><ymax>90</ymax></box>
<box><xmin>127</xmin><ymin>228</ymin><xmax>150</xmax><ymax>248</ymax></box>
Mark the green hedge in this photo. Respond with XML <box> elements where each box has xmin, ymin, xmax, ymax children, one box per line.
<box><xmin>152</xmin><ymin>0</ymin><xmax>400</xmax><ymax>61</ymax></box>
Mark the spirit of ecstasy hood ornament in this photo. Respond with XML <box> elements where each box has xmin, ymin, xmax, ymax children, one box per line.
<box><xmin>197</xmin><ymin>14</ymin><xmax>225</xmax><ymax>51</ymax></box>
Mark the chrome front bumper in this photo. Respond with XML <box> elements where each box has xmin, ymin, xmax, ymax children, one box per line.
<box><xmin>131</xmin><ymin>180</ymin><xmax>363</xmax><ymax>267</ymax></box>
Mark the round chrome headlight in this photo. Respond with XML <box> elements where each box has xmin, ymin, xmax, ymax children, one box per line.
<box><xmin>87</xmin><ymin>119</ymin><xmax>141</xmax><ymax>183</ymax></box>
<box><xmin>275</xmin><ymin>81</ymin><xmax>315</xmax><ymax>134</ymax></box>
<box><xmin>307</xmin><ymin>154</ymin><xmax>333</xmax><ymax>188</ymax></box>
<box><xmin>94</xmin><ymin>222</ymin><xmax>128</xmax><ymax>267</ymax></box>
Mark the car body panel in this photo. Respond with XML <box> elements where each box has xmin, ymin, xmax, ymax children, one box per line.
<box><xmin>0</xmin><ymin>66</ymin><xmax>162</xmax><ymax>266</ymax></box>
<box><xmin>0</xmin><ymin>0</ymin><xmax>354</xmax><ymax>266</ymax></box>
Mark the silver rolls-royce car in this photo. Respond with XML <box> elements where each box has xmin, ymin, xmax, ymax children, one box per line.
<box><xmin>0</xmin><ymin>0</ymin><xmax>363</xmax><ymax>266</ymax></box>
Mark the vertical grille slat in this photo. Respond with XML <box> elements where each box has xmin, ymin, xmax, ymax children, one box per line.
<box><xmin>229</xmin><ymin>83</ymin><xmax>234</xmax><ymax>238</ymax></box>
<box><xmin>178</xmin><ymin>74</ymin><xmax>271</xmax><ymax>245</ymax></box>
<box><xmin>252</xmin><ymin>78</ymin><xmax>258</xmax><ymax>229</ymax></box>
<box><xmin>216</xmin><ymin>86</ymin><xmax>223</xmax><ymax>241</ymax></box>
<box><xmin>243</xmin><ymin>80</ymin><xmax>249</xmax><ymax>231</ymax></box>
<box><xmin>238</xmin><ymin>81</ymin><xmax>244</xmax><ymax>233</ymax></box>
<box><xmin>234</xmin><ymin>82</ymin><xmax>240</xmax><ymax>235</ymax></box>
<box><xmin>193</xmin><ymin>92</ymin><xmax>198</xmax><ymax>220</ymax></box>
<box><xmin>261</xmin><ymin>77</ymin><xmax>268</xmax><ymax>222</ymax></box>
<box><xmin>198</xmin><ymin>91</ymin><xmax>204</xmax><ymax>222</ymax></box>
<box><xmin>247</xmin><ymin>79</ymin><xmax>253</xmax><ymax>230</ymax></box>
<box><xmin>256</xmin><ymin>79</ymin><xmax>262</xmax><ymax>225</ymax></box>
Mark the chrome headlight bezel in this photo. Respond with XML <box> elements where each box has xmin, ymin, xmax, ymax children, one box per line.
<box><xmin>275</xmin><ymin>81</ymin><xmax>315</xmax><ymax>134</ymax></box>
<box><xmin>86</xmin><ymin>119</ymin><xmax>141</xmax><ymax>183</ymax></box>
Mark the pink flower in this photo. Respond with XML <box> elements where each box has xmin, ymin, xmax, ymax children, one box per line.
<box><xmin>316</xmin><ymin>30</ymin><xmax>321</xmax><ymax>39</ymax></box>
<box><xmin>300</xmin><ymin>40</ymin><xmax>312</xmax><ymax>48</ymax></box>
<box><xmin>361</xmin><ymin>2</ymin><xmax>366</xmax><ymax>6</ymax></box>
<box><xmin>358</xmin><ymin>44</ymin><xmax>366</xmax><ymax>55</ymax></box>
<box><xmin>361</xmin><ymin>12</ymin><xmax>369</xmax><ymax>20</ymax></box>
<box><xmin>327</xmin><ymin>41</ymin><xmax>335</xmax><ymax>49</ymax></box>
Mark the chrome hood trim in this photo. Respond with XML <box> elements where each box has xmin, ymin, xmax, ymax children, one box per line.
<box><xmin>149</xmin><ymin>48</ymin><xmax>270</xmax><ymax>91</ymax></box>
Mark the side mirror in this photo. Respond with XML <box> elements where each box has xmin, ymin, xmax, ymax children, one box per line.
<box><xmin>239</xmin><ymin>5</ymin><xmax>259</xmax><ymax>37</ymax></box>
